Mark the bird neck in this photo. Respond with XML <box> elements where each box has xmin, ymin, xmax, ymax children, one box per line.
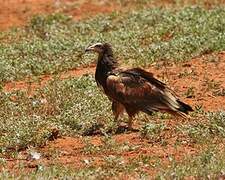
<box><xmin>95</xmin><ymin>51</ymin><xmax>118</xmax><ymax>88</ymax></box>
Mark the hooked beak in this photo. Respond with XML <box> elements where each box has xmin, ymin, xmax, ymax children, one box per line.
<box><xmin>85</xmin><ymin>46</ymin><xmax>94</xmax><ymax>53</ymax></box>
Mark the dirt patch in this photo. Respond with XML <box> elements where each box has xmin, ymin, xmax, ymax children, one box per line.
<box><xmin>4</xmin><ymin>52</ymin><xmax>225</xmax><ymax>111</ymax></box>
<box><xmin>149</xmin><ymin>52</ymin><xmax>225</xmax><ymax>111</ymax></box>
<box><xmin>3</xmin><ymin>0</ymin><xmax>225</xmax><ymax>31</ymax></box>
<box><xmin>0</xmin><ymin>0</ymin><xmax>120</xmax><ymax>31</ymax></box>
<box><xmin>4</xmin><ymin>131</ymin><xmax>199</xmax><ymax>176</ymax></box>
<box><xmin>4</xmin><ymin>65</ymin><xmax>95</xmax><ymax>95</ymax></box>
<box><xmin>0</xmin><ymin>0</ymin><xmax>53</xmax><ymax>31</ymax></box>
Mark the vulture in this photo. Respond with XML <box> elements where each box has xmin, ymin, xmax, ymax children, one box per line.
<box><xmin>85</xmin><ymin>42</ymin><xmax>193</xmax><ymax>130</ymax></box>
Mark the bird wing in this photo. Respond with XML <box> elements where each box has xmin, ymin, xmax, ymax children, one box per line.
<box><xmin>106</xmin><ymin>68</ymin><xmax>182</xmax><ymax>114</ymax></box>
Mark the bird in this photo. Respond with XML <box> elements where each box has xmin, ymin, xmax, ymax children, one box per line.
<box><xmin>85</xmin><ymin>42</ymin><xmax>193</xmax><ymax>130</ymax></box>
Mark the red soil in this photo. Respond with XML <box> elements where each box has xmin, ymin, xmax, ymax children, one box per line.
<box><xmin>3</xmin><ymin>0</ymin><xmax>224</xmax><ymax>31</ymax></box>
<box><xmin>5</xmin><ymin>132</ymin><xmax>199</xmax><ymax>176</ymax></box>
<box><xmin>4</xmin><ymin>52</ymin><xmax>225</xmax><ymax>111</ymax></box>
<box><xmin>148</xmin><ymin>52</ymin><xmax>225</xmax><ymax>112</ymax></box>
<box><xmin>4</xmin><ymin>65</ymin><xmax>95</xmax><ymax>95</ymax></box>
<box><xmin>0</xmin><ymin>0</ymin><xmax>53</xmax><ymax>31</ymax></box>
<box><xmin>0</xmin><ymin>0</ymin><xmax>119</xmax><ymax>31</ymax></box>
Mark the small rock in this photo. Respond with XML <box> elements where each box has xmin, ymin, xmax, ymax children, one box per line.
<box><xmin>83</xmin><ymin>159</ymin><xmax>90</xmax><ymax>165</ymax></box>
<box><xmin>29</xmin><ymin>151</ymin><xmax>41</xmax><ymax>160</ymax></box>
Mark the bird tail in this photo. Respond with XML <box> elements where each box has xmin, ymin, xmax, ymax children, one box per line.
<box><xmin>172</xmin><ymin>100</ymin><xmax>193</xmax><ymax>119</ymax></box>
<box><xmin>140</xmin><ymin>87</ymin><xmax>193</xmax><ymax>118</ymax></box>
<box><xmin>177</xmin><ymin>100</ymin><xmax>193</xmax><ymax>114</ymax></box>
<box><xmin>161</xmin><ymin>89</ymin><xmax>193</xmax><ymax>118</ymax></box>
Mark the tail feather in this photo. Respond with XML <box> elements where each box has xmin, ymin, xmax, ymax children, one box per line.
<box><xmin>163</xmin><ymin>88</ymin><xmax>193</xmax><ymax>116</ymax></box>
<box><xmin>140</xmin><ymin>86</ymin><xmax>193</xmax><ymax>118</ymax></box>
<box><xmin>177</xmin><ymin>100</ymin><xmax>193</xmax><ymax>114</ymax></box>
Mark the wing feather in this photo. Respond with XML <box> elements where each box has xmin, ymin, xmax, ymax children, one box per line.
<box><xmin>107</xmin><ymin>72</ymin><xmax>163</xmax><ymax>106</ymax></box>
<box><xmin>106</xmin><ymin>68</ymin><xmax>186</xmax><ymax>115</ymax></box>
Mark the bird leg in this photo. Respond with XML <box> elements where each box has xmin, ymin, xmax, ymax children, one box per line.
<box><xmin>128</xmin><ymin>116</ymin><xmax>133</xmax><ymax>131</ymax></box>
<box><xmin>112</xmin><ymin>101</ymin><xmax>124</xmax><ymax>127</ymax></box>
<box><xmin>125</xmin><ymin>107</ymin><xmax>137</xmax><ymax>131</ymax></box>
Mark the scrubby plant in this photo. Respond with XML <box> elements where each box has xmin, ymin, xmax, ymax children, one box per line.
<box><xmin>1</xmin><ymin>7</ymin><xmax>225</xmax><ymax>82</ymax></box>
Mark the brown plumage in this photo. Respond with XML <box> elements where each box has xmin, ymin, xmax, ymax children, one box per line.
<box><xmin>85</xmin><ymin>42</ymin><xmax>193</xmax><ymax>129</ymax></box>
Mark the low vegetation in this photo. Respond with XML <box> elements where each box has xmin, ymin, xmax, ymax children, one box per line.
<box><xmin>0</xmin><ymin>75</ymin><xmax>111</xmax><ymax>153</ymax></box>
<box><xmin>158</xmin><ymin>148</ymin><xmax>225</xmax><ymax>179</ymax></box>
<box><xmin>1</xmin><ymin>6</ymin><xmax>225</xmax><ymax>82</ymax></box>
<box><xmin>0</xmin><ymin>74</ymin><xmax>225</xmax><ymax>178</ymax></box>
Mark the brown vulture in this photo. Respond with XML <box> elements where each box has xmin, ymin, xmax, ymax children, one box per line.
<box><xmin>85</xmin><ymin>42</ymin><xmax>193</xmax><ymax>130</ymax></box>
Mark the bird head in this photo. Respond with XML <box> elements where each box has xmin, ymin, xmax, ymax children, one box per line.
<box><xmin>85</xmin><ymin>42</ymin><xmax>117</xmax><ymax>69</ymax></box>
<box><xmin>85</xmin><ymin>42</ymin><xmax>112</xmax><ymax>54</ymax></box>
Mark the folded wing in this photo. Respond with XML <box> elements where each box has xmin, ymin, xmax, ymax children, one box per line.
<box><xmin>106</xmin><ymin>68</ymin><xmax>193</xmax><ymax>117</ymax></box>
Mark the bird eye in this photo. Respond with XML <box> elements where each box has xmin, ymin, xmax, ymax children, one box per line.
<box><xmin>95</xmin><ymin>45</ymin><xmax>101</xmax><ymax>48</ymax></box>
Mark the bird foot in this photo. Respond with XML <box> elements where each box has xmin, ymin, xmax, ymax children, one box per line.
<box><xmin>115</xmin><ymin>125</ymin><xmax>138</xmax><ymax>133</ymax></box>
